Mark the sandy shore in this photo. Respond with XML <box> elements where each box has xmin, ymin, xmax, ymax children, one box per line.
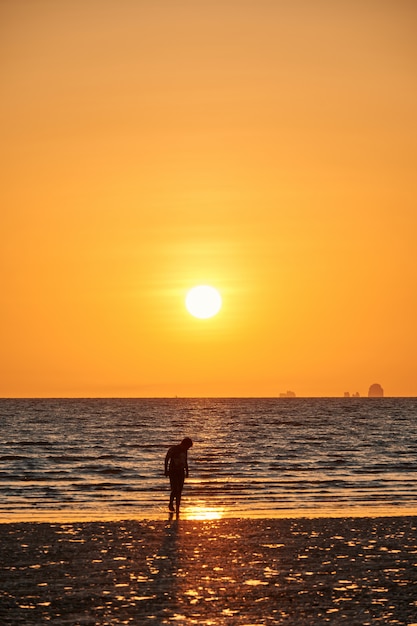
<box><xmin>1</xmin><ymin>516</ymin><xmax>417</xmax><ymax>625</ymax></box>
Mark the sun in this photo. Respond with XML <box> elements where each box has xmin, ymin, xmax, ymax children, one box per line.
<box><xmin>185</xmin><ymin>285</ymin><xmax>222</xmax><ymax>319</ymax></box>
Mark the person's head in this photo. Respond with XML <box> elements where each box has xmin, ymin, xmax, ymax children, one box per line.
<box><xmin>180</xmin><ymin>437</ymin><xmax>193</xmax><ymax>450</ymax></box>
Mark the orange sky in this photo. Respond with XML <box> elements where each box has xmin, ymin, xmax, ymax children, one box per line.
<box><xmin>1</xmin><ymin>0</ymin><xmax>416</xmax><ymax>397</ymax></box>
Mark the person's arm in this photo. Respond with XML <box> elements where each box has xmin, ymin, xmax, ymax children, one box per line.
<box><xmin>185</xmin><ymin>452</ymin><xmax>189</xmax><ymax>478</ymax></box>
<box><xmin>164</xmin><ymin>448</ymin><xmax>172</xmax><ymax>476</ymax></box>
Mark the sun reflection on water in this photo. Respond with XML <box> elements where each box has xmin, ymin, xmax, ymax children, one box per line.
<box><xmin>183</xmin><ymin>505</ymin><xmax>224</xmax><ymax>521</ymax></box>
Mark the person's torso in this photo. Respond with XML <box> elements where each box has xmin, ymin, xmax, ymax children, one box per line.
<box><xmin>169</xmin><ymin>446</ymin><xmax>187</xmax><ymax>472</ymax></box>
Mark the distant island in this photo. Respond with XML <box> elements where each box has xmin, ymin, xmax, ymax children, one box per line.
<box><xmin>279</xmin><ymin>391</ymin><xmax>296</xmax><ymax>398</ymax></box>
<box><xmin>368</xmin><ymin>383</ymin><xmax>384</xmax><ymax>397</ymax></box>
<box><xmin>276</xmin><ymin>385</ymin><xmax>385</xmax><ymax>398</ymax></box>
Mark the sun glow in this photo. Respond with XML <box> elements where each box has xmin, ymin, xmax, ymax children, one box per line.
<box><xmin>185</xmin><ymin>285</ymin><xmax>222</xmax><ymax>319</ymax></box>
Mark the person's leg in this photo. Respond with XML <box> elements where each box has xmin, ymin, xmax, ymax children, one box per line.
<box><xmin>169</xmin><ymin>475</ymin><xmax>176</xmax><ymax>511</ymax></box>
<box><xmin>175</xmin><ymin>473</ymin><xmax>185</xmax><ymax>513</ymax></box>
<box><xmin>176</xmin><ymin>489</ymin><xmax>182</xmax><ymax>513</ymax></box>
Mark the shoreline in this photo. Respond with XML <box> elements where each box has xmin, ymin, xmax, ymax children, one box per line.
<box><xmin>2</xmin><ymin>504</ymin><xmax>417</xmax><ymax>524</ymax></box>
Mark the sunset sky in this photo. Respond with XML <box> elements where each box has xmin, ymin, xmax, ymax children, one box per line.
<box><xmin>1</xmin><ymin>0</ymin><xmax>416</xmax><ymax>397</ymax></box>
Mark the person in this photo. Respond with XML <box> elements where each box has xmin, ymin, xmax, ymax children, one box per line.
<box><xmin>164</xmin><ymin>437</ymin><xmax>193</xmax><ymax>514</ymax></box>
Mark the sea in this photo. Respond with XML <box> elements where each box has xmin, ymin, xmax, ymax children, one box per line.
<box><xmin>1</xmin><ymin>397</ymin><xmax>416</xmax><ymax>521</ymax></box>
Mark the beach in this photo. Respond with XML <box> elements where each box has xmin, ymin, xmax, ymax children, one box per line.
<box><xmin>1</xmin><ymin>515</ymin><xmax>417</xmax><ymax>625</ymax></box>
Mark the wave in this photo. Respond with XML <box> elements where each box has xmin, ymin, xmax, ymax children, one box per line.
<box><xmin>4</xmin><ymin>440</ymin><xmax>54</xmax><ymax>447</ymax></box>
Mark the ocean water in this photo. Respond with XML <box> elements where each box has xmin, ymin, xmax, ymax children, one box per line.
<box><xmin>0</xmin><ymin>398</ymin><xmax>416</xmax><ymax>520</ymax></box>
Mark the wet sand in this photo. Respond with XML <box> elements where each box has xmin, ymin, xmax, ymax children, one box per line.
<box><xmin>1</xmin><ymin>516</ymin><xmax>417</xmax><ymax>625</ymax></box>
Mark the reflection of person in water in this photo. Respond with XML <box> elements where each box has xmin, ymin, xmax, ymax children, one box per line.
<box><xmin>164</xmin><ymin>437</ymin><xmax>193</xmax><ymax>514</ymax></box>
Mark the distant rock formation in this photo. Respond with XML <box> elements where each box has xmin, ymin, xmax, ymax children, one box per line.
<box><xmin>279</xmin><ymin>391</ymin><xmax>296</xmax><ymax>398</ymax></box>
<box><xmin>344</xmin><ymin>391</ymin><xmax>360</xmax><ymax>398</ymax></box>
<box><xmin>368</xmin><ymin>383</ymin><xmax>384</xmax><ymax>397</ymax></box>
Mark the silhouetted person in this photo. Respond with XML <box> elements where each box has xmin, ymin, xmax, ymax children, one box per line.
<box><xmin>165</xmin><ymin>437</ymin><xmax>193</xmax><ymax>514</ymax></box>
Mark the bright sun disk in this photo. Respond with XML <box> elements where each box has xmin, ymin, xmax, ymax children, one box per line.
<box><xmin>185</xmin><ymin>285</ymin><xmax>222</xmax><ymax>319</ymax></box>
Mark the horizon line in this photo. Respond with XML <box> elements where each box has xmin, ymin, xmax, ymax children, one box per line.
<box><xmin>1</xmin><ymin>395</ymin><xmax>416</xmax><ymax>400</ymax></box>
